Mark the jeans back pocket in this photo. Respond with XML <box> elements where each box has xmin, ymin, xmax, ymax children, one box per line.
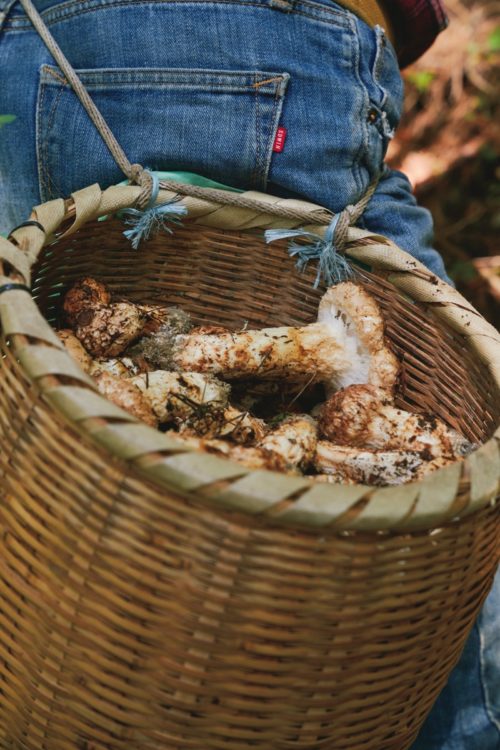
<box><xmin>36</xmin><ymin>65</ymin><xmax>289</xmax><ymax>201</ymax></box>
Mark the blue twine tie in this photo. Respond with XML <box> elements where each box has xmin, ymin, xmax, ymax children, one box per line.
<box><xmin>120</xmin><ymin>171</ymin><xmax>188</xmax><ymax>249</ymax></box>
<box><xmin>265</xmin><ymin>213</ymin><xmax>353</xmax><ymax>289</ymax></box>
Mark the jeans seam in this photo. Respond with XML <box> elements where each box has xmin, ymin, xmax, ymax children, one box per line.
<box><xmin>260</xmin><ymin>75</ymin><xmax>288</xmax><ymax>191</ymax></box>
<box><xmin>38</xmin><ymin>80</ymin><xmax>65</xmax><ymax>201</ymax></box>
<box><xmin>36</xmin><ymin>74</ymin><xmax>49</xmax><ymax>202</ymax></box>
<box><xmin>266</xmin><ymin>88</ymin><xmax>280</xmax><ymax>189</ymax></box>
<box><xmin>40</xmin><ymin>64</ymin><xmax>288</xmax><ymax>93</ymax></box>
<box><xmin>348</xmin><ymin>12</ymin><xmax>365</xmax><ymax>195</ymax></box>
<box><xmin>252</xmin><ymin>73</ymin><xmax>260</xmax><ymax>189</ymax></box>
<box><xmin>4</xmin><ymin>0</ymin><xmax>352</xmax><ymax>32</ymax></box>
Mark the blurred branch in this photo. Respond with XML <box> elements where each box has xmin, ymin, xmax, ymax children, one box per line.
<box><xmin>388</xmin><ymin>0</ymin><xmax>499</xmax><ymax>324</ymax></box>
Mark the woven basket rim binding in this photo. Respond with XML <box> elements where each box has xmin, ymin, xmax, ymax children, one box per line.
<box><xmin>1</xmin><ymin>181</ymin><xmax>499</xmax><ymax>533</ymax></box>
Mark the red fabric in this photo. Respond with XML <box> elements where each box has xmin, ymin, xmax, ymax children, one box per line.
<box><xmin>388</xmin><ymin>1</ymin><xmax>448</xmax><ymax>67</ymax></box>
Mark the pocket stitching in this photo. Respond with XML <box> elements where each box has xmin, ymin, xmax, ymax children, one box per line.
<box><xmin>260</xmin><ymin>84</ymin><xmax>283</xmax><ymax>190</ymax></box>
<box><xmin>40</xmin><ymin>64</ymin><xmax>287</xmax><ymax>93</ymax></box>
<box><xmin>37</xmin><ymin>66</ymin><xmax>288</xmax><ymax>197</ymax></box>
<box><xmin>43</xmin><ymin>84</ymin><xmax>66</xmax><ymax>201</ymax></box>
<box><xmin>253</xmin><ymin>75</ymin><xmax>261</xmax><ymax>189</ymax></box>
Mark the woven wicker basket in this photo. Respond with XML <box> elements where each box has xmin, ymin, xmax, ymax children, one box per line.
<box><xmin>0</xmin><ymin>181</ymin><xmax>499</xmax><ymax>750</ymax></box>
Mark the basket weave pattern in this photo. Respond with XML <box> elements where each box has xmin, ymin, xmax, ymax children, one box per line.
<box><xmin>0</xmin><ymin>184</ymin><xmax>499</xmax><ymax>749</ymax></box>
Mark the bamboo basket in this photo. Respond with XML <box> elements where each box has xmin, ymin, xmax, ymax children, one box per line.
<box><xmin>0</xmin><ymin>181</ymin><xmax>499</xmax><ymax>750</ymax></box>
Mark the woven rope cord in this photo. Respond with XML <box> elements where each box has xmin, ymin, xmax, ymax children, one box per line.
<box><xmin>18</xmin><ymin>0</ymin><xmax>153</xmax><ymax>206</ymax></box>
<box><xmin>1</xmin><ymin>181</ymin><xmax>499</xmax><ymax>530</ymax></box>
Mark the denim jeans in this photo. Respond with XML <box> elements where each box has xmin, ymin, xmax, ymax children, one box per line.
<box><xmin>0</xmin><ymin>0</ymin><xmax>448</xmax><ymax>284</ymax></box>
<box><xmin>0</xmin><ymin>0</ymin><xmax>498</xmax><ymax>747</ymax></box>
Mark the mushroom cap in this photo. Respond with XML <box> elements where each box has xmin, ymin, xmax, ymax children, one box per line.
<box><xmin>317</xmin><ymin>282</ymin><xmax>399</xmax><ymax>391</ymax></box>
<box><xmin>64</xmin><ymin>277</ymin><xmax>111</xmax><ymax>327</ymax></box>
<box><xmin>75</xmin><ymin>302</ymin><xmax>146</xmax><ymax>358</ymax></box>
<box><xmin>318</xmin><ymin>384</ymin><xmax>475</xmax><ymax>459</ymax></box>
<box><xmin>318</xmin><ymin>384</ymin><xmax>391</xmax><ymax>443</ymax></box>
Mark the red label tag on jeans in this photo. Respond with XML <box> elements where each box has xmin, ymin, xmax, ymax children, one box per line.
<box><xmin>273</xmin><ymin>126</ymin><xmax>287</xmax><ymax>153</ymax></box>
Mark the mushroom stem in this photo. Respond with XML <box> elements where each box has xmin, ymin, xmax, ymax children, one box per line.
<box><xmin>94</xmin><ymin>372</ymin><xmax>158</xmax><ymax>427</ymax></box>
<box><xmin>319</xmin><ymin>385</ymin><xmax>474</xmax><ymax>459</ymax></box>
<box><xmin>314</xmin><ymin>442</ymin><xmax>454</xmax><ymax>486</ymax></box>
<box><xmin>258</xmin><ymin>415</ymin><xmax>317</xmax><ymax>472</ymax></box>
<box><xmin>163</xmin><ymin>282</ymin><xmax>399</xmax><ymax>392</ymax></box>
<box><xmin>168</xmin><ymin>324</ymin><xmax>351</xmax><ymax>381</ymax></box>
<box><xmin>56</xmin><ymin>329</ymin><xmax>94</xmax><ymax>373</ymax></box>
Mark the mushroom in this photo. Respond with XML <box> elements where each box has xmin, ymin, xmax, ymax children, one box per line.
<box><xmin>63</xmin><ymin>277</ymin><xmax>192</xmax><ymax>359</ymax></box>
<box><xmin>90</xmin><ymin>356</ymin><xmax>148</xmax><ymax>378</ymax></box>
<box><xmin>131</xmin><ymin>371</ymin><xmax>266</xmax><ymax>444</ymax></box>
<box><xmin>131</xmin><ymin>371</ymin><xmax>230</xmax><ymax>422</ymax></box>
<box><xmin>157</xmin><ymin>282</ymin><xmax>399</xmax><ymax>393</ymax></box>
<box><xmin>168</xmin><ymin>414</ymin><xmax>318</xmax><ymax>473</ymax></box>
<box><xmin>166</xmin><ymin>433</ymin><xmax>287</xmax><ymax>471</ymax></box>
<box><xmin>93</xmin><ymin>371</ymin><xmax>158</xmax><ymax>427</ymax></box>
<box><xmin>318</xmin><ymin>384</ymin><xmax>474</xmax><ymax>459</ymax></box>
<box><xmin>73</xmin><ymin>302</ymin><xmax>147</xmax><ymax>358</ymax></box>
<box><xmin>258</xmin><ymin>414</ymin><xmax>317</xmax><ymax>472</ymax></box>
<box><xmin>56</xmin><ymin>329</ymin><xmax>94</xmax><ymax>373</ymax></box>
<box><xmin>314</xmin><ymin>442</ymin><xmax>454</xmax><ymax>486</ymax></box>
<box><xmin>63</xmin><ymin>277</ymin><xmax>111</xmax><ymax>327</ymax></box>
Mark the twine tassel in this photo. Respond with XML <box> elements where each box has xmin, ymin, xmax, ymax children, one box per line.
<box><xmin>121</xmin><ymin>199</ymin><xmax>187</xmax><ymax>250</ymax></box>
<box><xmin>265</xmin><ymin>214</ymin><xmax>353</xmax><ymax>288</ymax></box>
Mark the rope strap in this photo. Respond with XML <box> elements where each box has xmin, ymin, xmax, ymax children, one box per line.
<box><xmin>19</xmin><ymin>0</ymin><xmax>153</xmax><ymax>207</ymax></box>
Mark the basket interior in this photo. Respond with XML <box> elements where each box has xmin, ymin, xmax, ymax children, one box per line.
<box><xmin>31</xmin><ymin>217</ymin><xmax>500</xmax><ymax>446</ymax></box>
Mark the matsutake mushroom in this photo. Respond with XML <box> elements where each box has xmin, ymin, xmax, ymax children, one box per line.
<box><xmin>131</xmin><ymin>371</ymin><xmax>266</xmax><ymax>444</ymax></box>
<box><xmin>314</xmin><ymin>442</ymin><xmax>454</xmax><ymax>486</ymax></box>
<box><xmin>63</xmin><ymin>277</ymin><xmax>111</xmax><ymax>327</ymax></box>
<box><xmin>318</xmin><ymin>384</ymin><xmax>474</xmax><ymax>459</ymax></box>
<box><xmin>56</xmin><ymin>329</ymin><xmax>94</xmax><ymax>373</ymax></box>
<box><xmin>72</xmin><ymin>302</ymin><xmax>147</xmax><ymax>358</ymax></box>
<box><xmin>93</xmin><ymin>372</ymin><xmax>158</xmax><ymax>427</ymax></box>
<box><xmin>169</xmin><ymin>414</ymin><xmax>318</xmax><ymax>473</ymax></box>
<box><xmin>258</xmin><ymin>415</ymin><xmax>317</xmax><ymax>472</ymax></box>
<box><xmin>157</xmin><ymin>282</ymin><xmax>399</xmax><ymax>392</ymax></box>
<box><xmin>63</xmin><ymin>277</ymin><xmax>191</xmax><ymax>359</ymax></box>
<box><xmin>57</xmin><ymin>328</ymin><xmax>150</xmax><ymax>377</ymax></box>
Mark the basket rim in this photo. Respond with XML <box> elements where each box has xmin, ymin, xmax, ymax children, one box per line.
<box><xmin>1</xmin><ymin>181</ymin><xmax>499</xmax><ymax>532</ymax></box>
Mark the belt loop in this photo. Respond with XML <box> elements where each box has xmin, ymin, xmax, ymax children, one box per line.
<box><xmin>0</xmin><ymin>0</ymin><xmax>18</xmax><ymax>32</ymax></box>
